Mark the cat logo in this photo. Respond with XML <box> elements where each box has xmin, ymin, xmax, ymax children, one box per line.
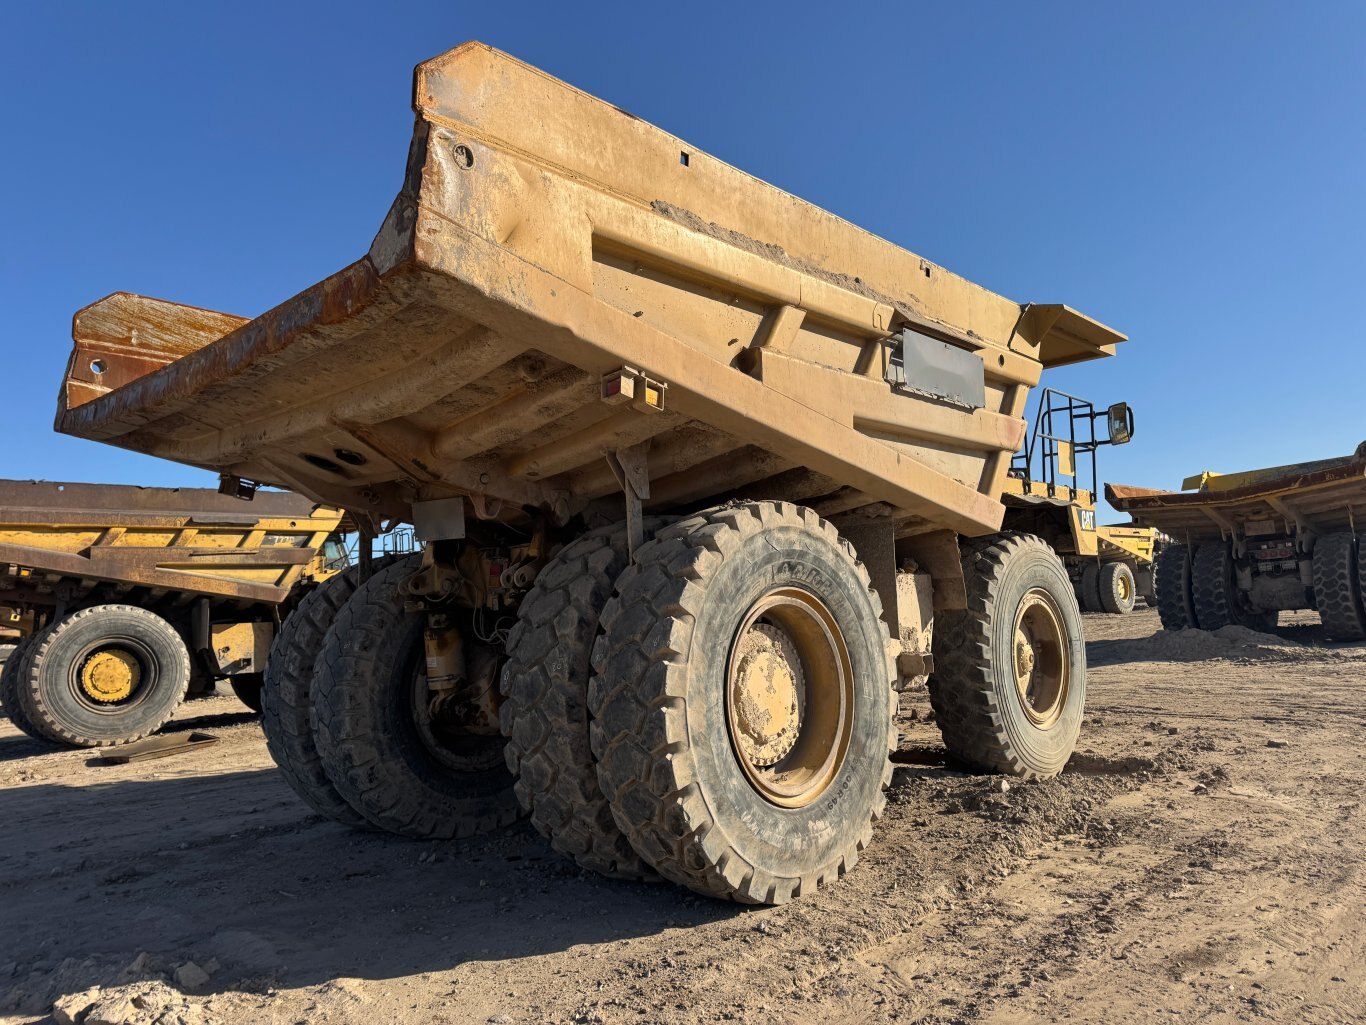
<box><xmin>1079</xmin><ymin>509</ymin><xmax>1096</xmax><ymax>531</ymax></box>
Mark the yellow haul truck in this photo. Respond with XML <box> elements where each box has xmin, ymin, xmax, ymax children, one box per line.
<box><xmin>0</xmin><ymin>480</ymin><xmax>344</xmax><ymax>746</ymax></box>
<box><xmin>1001</xmin><ymin>389</ymin><xmax>1156</xmax><ymax>614</ymax></box>
<box><xmin>1108</xmin><ymin>444</ymin><xmax>1366</xmax><ymax>639</ymax></box>
<box><xmin>53</xmin><ymin>43</ymin><xmax>1127</xmax><ymax>903</ymax></box>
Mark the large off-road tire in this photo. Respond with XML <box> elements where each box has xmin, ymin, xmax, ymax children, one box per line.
<box><xmin>1191</xmin><ymin>543</ymin><xmax>1236</xmax><ymax>631</ymax></box>
<box><xmin>500</xmin><ymin>522</ymin><xmax>663</xmax><ymax>880</ymax></box>
<box><xmin>1098</xmin><ymin>561</ymin><xmax>1137</xmax><ymax>615</ymax></box>
<box><xmin>1154</xmin><ymin>543</ymin><xmax>1197</xmax><ymax>631</ymax></box>
<box><xmin>929</xmin><ymin>532</ymin><xmax>1085</xmax><ymax>778</ymax></box>
<box><xmin>1312</xmin><ymin>533</ymin><xmax>1366</xmax><ymax>640</ymax></box>
<box><xmin>313</xmin><ymin>556</ymin><xmax>520</xmax><ymax>839</ymax></box>
<box><xmin>589</xmin><ymin>501</ymin><xmax>897</xmax><ymax>905</ymax></box>
<box><xmin>1078</xmin><ymin>562</ymin><xmax>1102</xmax><ymax>613</ymax></box>
<box><xmin>13</xmin><ymin>605</ymin><xmax>190</xmax><ymax>747</ymax></box>
<box><xmin>1</xmin><ymin>633</ymin><xmax>50</xmax><ymax>741</ymax></box>
<box><xmin>1191</xmin><ymin>542</ymin><xmax>1271</xmax><ymax>632</ymax></box>
<box><xmin>262</xmin><ymin>562</ymin><xmax>399</xmax><ymax>829</ymax></box>
<box><xmin>229</xmin><ymin>674</ymin><xmax>263</xmax><ymax>713</ymax></box>
<box><xmin>1135</xmin><ymin>565</ymin><xmax>1156</xmax><ymax>605</ymax></box>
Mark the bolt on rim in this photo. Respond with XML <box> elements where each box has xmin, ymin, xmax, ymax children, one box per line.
<box><xmin>724</xmin><ymin>587</ymin><xmax>853</xmax><ymax>809</ymax></box>
<box><xmin>1012</xmin><ymin>588</ymin><xmax>1069</xmax><ymax>727</ymax></box>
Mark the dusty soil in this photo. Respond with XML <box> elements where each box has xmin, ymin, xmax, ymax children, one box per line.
<box><xmin>2</xmin><ymin>609</ymin><xmax>1362</xmax><ymax>1025</ymax></box>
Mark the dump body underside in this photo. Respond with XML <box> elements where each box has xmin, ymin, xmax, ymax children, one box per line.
<box><xmin>0</xmin><ymin>480</ymin><xmax>342</xmax><ymax>606</ymax></box>
<box><xmin>1107</xmin><ymin>446</ymin><xmax>1366</xmax><ymax>544</ymax></box>
<box><xmin>56</xmin><ymin>44</ymin><xmax>1122</xmax><ymax>538</ymax></box>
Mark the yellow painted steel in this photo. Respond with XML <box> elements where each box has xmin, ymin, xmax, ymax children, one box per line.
<box><xmin>79</xmin><ymin>649</ymin><xmax>140</xmax><ymax>703</ymax></box>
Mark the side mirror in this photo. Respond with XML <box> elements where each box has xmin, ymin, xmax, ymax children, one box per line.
<box><xmin>1106</xmin><ymin>402</ymin><xmax>1134</xmax><ymax>446</ymax></box>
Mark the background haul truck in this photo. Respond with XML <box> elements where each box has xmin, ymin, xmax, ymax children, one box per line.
<box><xmin>54</xmin><ymin>43</ymin><xmax>1128</xmax><ymax>903</ymax></box>
<box><xmin>0</xmin><ymin>479</ymin><xmax>344</xmax><ymax>746</ymax></box>
<box><xmin>1109</xmin><ymin>444</ymin><xmax>1366</xmax><ymax>639</ymax></box>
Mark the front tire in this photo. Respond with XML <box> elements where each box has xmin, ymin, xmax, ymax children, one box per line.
<box><xmin>13</xmin><ymin>605</ymin><xmax>190</xmax><ymax>747</ymax></box>
<box><xmin>589</xmin><ymin>502</ymin><xmax>897</xmax><ymax>904</ymax></box>
<box><xmin>929</xmin><ymin>533</ymin><xmax>1085</xmax><ymax>778</ymax></box>
<box><xmin>1191</xmin><ymin>542</ymin><xmax>1271</xmax><ymax>632</ymax></box>
<box><xmin>313</xmin><ymin>556</ymin><xmax>520</xmax><ymax>840</ymax></box>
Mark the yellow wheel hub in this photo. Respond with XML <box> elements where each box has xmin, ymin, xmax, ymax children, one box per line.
<box><xmin>725</xmin><ymin>589</ymin><xmax>853</xmax><ymax>809</ymax></box>
<box><xmin>1118</xmin><ymin>574</ymin><xmax>1132</xmax><ymax>601</ymax></box>
<box><xmin>79</xmin><ymin>650</ymin><xmax>141</xmax><ymax>703</ymax></box>
<box><xmin>1012</xmin><ymin>590</ymin><xmax>1069</xmax><ymax>728</ymax></box>
<box><xmin>730</xmin><ymin>624</ymin><xmax>803</xmax><ymax>766</ymax></box>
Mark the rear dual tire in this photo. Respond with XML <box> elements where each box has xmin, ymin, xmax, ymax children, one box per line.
<box><xmin>588</xmin><ymin>502</ymin><xmax>898</xmax><ymax>905</ymax></box>
<box><xmin>262</xmin><ymin>563</ymin><xmax>392</xmax><ymax>828</ymax></box>
<box><xmin>312</xmin><ymin>556</ymin><xmax>520</xmax><ymax>839</ymax></box>
<box><xmin>1</xmin><ymin>633</ymin><xmax>50</xmax><ymax>741</ymax></box>
<box><xmin>499</xmin><ymin>522</ymin><xmax>664</xmax><ymax>880</ymax></box>
<box><xmin>1079</xmin><ymin>561</ymin><xmax>1138</xmax><ymax>615</ymax></box>
<box><xmin>1312</xmin><ymin>533</ymin><xmax>1366</xmax><ymax>641</ymax></box>
<box><xmin>1154</xmin><ymin>543</ymin><xmax>1197</xmax><ymax>630</ymax></box>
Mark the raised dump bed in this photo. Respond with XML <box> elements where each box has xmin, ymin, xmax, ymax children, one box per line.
<box><xmin>0</xmin><ymin>479</ymin><xmax>344</xmax><ymax>746</ymax></box>
<box><xmin>1107</xmin><ymin>443</ymin><xmax>1366</xmax><ymax>639</ymax></box>
<box><xmin>55</xmin><ymin>43</ymin><xmax>1125</xmax><ymax>903</ymax></box>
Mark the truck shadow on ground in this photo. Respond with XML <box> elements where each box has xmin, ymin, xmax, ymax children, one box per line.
<box><xmin>0</xmin><ymin>767</ymin><xmax>740</xmax><ymax>1004</ymax></box>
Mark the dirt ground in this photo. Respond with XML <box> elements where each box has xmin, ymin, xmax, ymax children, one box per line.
<box><xmin>1</xmin><ymin>608</ymin><xmax>1362</xmax><ymax>1025</ymax></box>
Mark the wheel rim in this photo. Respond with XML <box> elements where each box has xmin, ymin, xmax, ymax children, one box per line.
<box><xmin>1012</xmin><ymin>589</ymin><xmax>1069</xmax><ymax>728</ymax></box>
<box><xmin>405</xmin><ymin>651</ymin><xmax>504</xmax><ymax>774</ymax></box>
<box><xmin>69</xmin><ymin>639</ymin><xmax>155</xmax><ymax>712</ymax></box>
<box><xmin>1117</xmin><ymin>572</ymin><xmax>1132</xmax><ymax>602</ymax></box>
<box><xmin>725</xmin><ymin>587</ymin><xmax>853</xmax><ymax>808</ymax></box>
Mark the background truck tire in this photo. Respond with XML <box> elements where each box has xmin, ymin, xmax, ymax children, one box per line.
<box><xmin>1079</xmin><ymin>562</ymin><xmax>1102</xmax><ymax>613</ymax></box>
<box><xmin>1154</xmin><ymin>543</ymin><xmax>1197</xmax><ymax>631</ymax></box>
<box><xmin>1191</xmin><ymin>542</ymin><xmax>1271</xmax><ymax>632</ymax></box>
<box><xmin>1311</xmin><ymin>533</ymin><xmax>1366</xmax><ymax>640</ymax></box>
<box><xmin>313</xmin><ymin>556</ymin><xmax>520</xmax><ymax>840</ymax></box>
<box><xmin>929</xmin><ymin>532</ymin><xmax>1085</xmax><ymax>778</ymax></box>
<box><xmin>229</xmin><ymin>674</ymin><xmax>264</xmax><ymax>713</ymax></box>
<box><xmin>1191</xmin><ymin>543</ymin><xmax>1236</xmax><ymax>632</ymax></box>
<box><xmin>262</xmin><ymin>562</ymin><xmax>398</xmax><ymax>829</ymax></box>
<box><xmin>13</xmin><ymin>605</ymin><xmax>191</xmax><ymax>747</ymax></box>
<box><xmin>499</xmin><ymin>522</ymin><xmax>662</xmax><ymax>880</ymax></box>
<box><xmin>589</xmin><ymin>501</ymin><xmax>897</xmax><ymax>905</ymax></box>
<box><xmin>0</xmin><ymin>632</ymin><xmax>50</xmax><ymax>742</ymax></box>
<box><xmin>1098</xmin><ymin>560</ymin><xmax>1137</xmax><ymax>615</ymax></box>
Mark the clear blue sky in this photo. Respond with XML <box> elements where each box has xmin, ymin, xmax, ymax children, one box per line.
<box><xmin>4</xmin><ymin>2</ymin><xmax>1363</xmax><ymax>517</ymax></box>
